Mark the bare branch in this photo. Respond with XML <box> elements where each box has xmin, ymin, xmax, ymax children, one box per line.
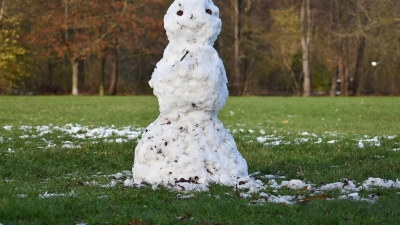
<box><xmin>0</xmin><ymin>0</ymin><xmax>5</xmax><ymax>26</ymax></box>
<box><xmin>357</xmin><ymin>0</ymin><xmax>372</xmax><ymax>22</ymax></box>
<box><xmin>335</xmin><ymin>18</ymin><xmax>400</xmax><ymax>38</ymax></box>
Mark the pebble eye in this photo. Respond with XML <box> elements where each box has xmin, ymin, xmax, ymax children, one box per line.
<box><xmin>177</xmin><ymin>10</ymin><xmax>183</xmax><ymax>16</ymax></box>
<box><xmin>206</xmin><ymin>9</ymin><xmax>212</xmax><ymax>15</ymax></box>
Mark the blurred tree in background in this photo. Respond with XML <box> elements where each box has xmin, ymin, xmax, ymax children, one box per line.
<box><xmin>0</xmin><ymin>0</ymin><xmax>399</xmax><ymax>96</ymax></box>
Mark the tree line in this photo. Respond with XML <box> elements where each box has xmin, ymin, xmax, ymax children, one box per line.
<box><xmin>0</xmin><ymin>0</ymin><xmax>399</xmax><ymax>96</ymax></box>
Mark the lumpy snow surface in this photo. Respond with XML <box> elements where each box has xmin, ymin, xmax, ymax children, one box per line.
<box><xmin>132</xmin><ymin>0</ymin><xmax>248</xmax><ymax>186</ymax></box>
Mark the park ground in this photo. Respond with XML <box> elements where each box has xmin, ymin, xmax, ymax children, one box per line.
<box><xmin>0</xmin><ymin>96</ymin><xmax>399</xmax><ymax>224</ymax></box>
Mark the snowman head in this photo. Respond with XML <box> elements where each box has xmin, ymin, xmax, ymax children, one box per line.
<box><xmin>164</xmin><ymin>0</ymin><xmax>221</xmax><ymax>45</ymax></box>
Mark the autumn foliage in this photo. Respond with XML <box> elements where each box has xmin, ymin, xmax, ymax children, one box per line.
<box><xmin>1</xmin><ymin>0</ymin><xmax>400</xmax><ymax>95</ymax></box>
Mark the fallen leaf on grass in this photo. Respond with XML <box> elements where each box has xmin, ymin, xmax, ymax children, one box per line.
<box><xmin>178</xmin><ymin>212</ymin><xmax>193</xmax><ymax>221</ymax></box>
<box><xmin>299</xmin><ymin>195</ymin><xmax>330</xmax><ymax>205</ymax></box>
<box><xmin>127</xmin><ymin>218</ymin><xmax>148</xmax><ymax>225</ymax></box>
<box><xmin>197</xmin><ymin>220</ymin><xmax>227</xmax><ymax>225</ymax></box>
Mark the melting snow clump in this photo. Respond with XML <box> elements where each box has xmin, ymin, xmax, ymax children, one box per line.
<box><xmin>131</xmin><ymin>0</ymin><xmax>248</xmax><ymax>186</ymax></box>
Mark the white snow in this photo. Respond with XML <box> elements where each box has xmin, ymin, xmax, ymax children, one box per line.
<box><xmin>17</xmin><ymin>194</ymin><xmax>28</xmax><ymax>198</ymax></box>
<box><xmin>281</xmin><ymin>179</ymin><xmax>312</xmax><ymax>190</ymax></box>
<box><xmin>262</xmin><ymin>174</ymin><xmax>286</xmax><ymax>179</ymax></box>
<box><xmin>3</xmin><ymin>125</ymin><xmax>12</xmax><ymax>131</ymax></box>
<box><xmin>132</xmin><ymin>0</ymin><xmax>248</xmax><ymax>186</ymax></box>
<box><xmin>357</xmin><ymin>136</ymin><xmax>381</xmax><ymax>148</ymax></box>
<box><xmin>358</xmin><ymin>177</ymin><xmax>400</xmax><ymax>189</ymax></box>
<box><xmin>39</xmin><ymin>190</ymin><xmax>75</xmax><ymax>198</ymax></box>
<box><xmin>2</xmin><ymin>119</ymin><xmax>399</xmax><ymax>205</ymax></box>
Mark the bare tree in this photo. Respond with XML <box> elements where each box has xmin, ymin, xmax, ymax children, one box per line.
<box><xmin>242</xmin><ymin>0</ymin><xmax>252</xmax><ymax>96</ymax></box>
<box><xmin>301</xmin><ymin>0</ymin><xmax>312</xmax><ymax>96</ymax></box>
<box><xmin>108</xmin><ymin>38</ymin><xmax>119</xmax><ymax>95</ymax></box>
<box><xmin>64</xmin><ymin>0</ymin><xmax>79</xmax><ymax>96</ymax></box>
<box><xmin>232</xmin><ymin>0</ymin><xmax>241</xmax><ymax>95</ymax></box>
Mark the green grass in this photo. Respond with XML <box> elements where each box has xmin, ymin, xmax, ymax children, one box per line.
<box><xmin>0</xmin><ymin>96</ymin><xmax>399</xmax><ymax>224</ymax></box>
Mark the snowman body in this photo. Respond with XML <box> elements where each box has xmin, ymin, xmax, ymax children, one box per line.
<box><xmin>132</xmin><ymin>0</ymin><xmax>248</xmax><ymax>186</ymax></box>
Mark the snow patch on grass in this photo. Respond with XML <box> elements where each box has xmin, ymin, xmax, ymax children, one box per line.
<box><xmin>39</xmin><ymin>190</ymin><xmax>75</xmax><ymax>198</ymax></box>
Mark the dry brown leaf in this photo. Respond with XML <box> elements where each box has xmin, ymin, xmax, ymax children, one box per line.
<box><xmin>127</xmin><ymin>218</ymin><xmax>148</xmax><ymax>225</ymax></box>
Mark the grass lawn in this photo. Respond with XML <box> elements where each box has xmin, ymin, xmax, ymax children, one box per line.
<box><xmin>0</xmin><ymin>96</ymin><xmax>399</xmax><ymax>224</ymax></box>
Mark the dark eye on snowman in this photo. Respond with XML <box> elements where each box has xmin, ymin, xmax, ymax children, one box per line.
<box><xmin>177</xmin><ymin>10</ymin><xmax>183</xmax><ymax>16</ymax></box>
<box><xmin>206</xmin><ymin>9</ymin><xmax>212</xmax><ymax>15</ymax></box>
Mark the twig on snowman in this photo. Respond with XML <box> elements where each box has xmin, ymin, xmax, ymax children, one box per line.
<box><xmin>140</xmin><ymin>59</ymin><xmax>157</xmax><ymax>68</ymax></box>
<box><xmin>180</xmin><ymin>50</ymin><xmax>189</xmax><ymax>61</ymax></box>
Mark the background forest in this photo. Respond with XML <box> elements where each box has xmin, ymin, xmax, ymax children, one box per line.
<box><xmin>0</xmin><ymin>0</ymin><xmax>399</xmax><ymax>96</ymax></box>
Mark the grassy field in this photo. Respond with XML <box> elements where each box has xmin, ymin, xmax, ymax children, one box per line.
<box><xmin>0</xmin><ymin>96</ymin><xmax>399</xmax><ymax>224</ymax></box>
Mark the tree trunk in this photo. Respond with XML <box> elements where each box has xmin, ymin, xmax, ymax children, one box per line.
<box><xmin>301</xmin><ymin>0</ymin><xmax>312</xmax><ymax>97</ymax></box>
<box><xmin>108</xmin><ymin>39</ymin><xmax>119</xmax><ymax>95</ymax></box>
<box><xmin>329</xmin><ymin>0</ymin><xmax>340</xmax><ymax>97</ymax></box>
<box><xmin>339</xmin><ymin>41</ymin><xmax>350</xmax><ymax>96</ymax></box>
<box><xmin>99</xmin><ymin>49</ymin><xmax>107</xmax><ymax>96</ymax></box>
<box><xmin>242</xmin><ymin>0</ymin><xmax>252</xmax><ymax>96</ymax></box>
<box><xmin>232</xmin><ymin>0</ymin><xmax>241</xmax><ymax>95</ymax></box>
<box><xmin>78</xmin><ymin>59</ymin><xmax>85</xmax><ymax>91</ymax></box>
<box><xmin>71</xmin><ymin>58</ymin><xmax>79</xmax><ymax>96</ymax></box>
<box><xmin>48</xmin><ymin>59</ymin><xmax>53</xmax><ymax>87</ymax></box>
<box><xmin>351</xmin><ymin>36</ymin><xmax>366</xmax><ymax>96</ymax></box>
<box><xmin>330</xmin><ymin>66</ymin><xmax>338</xmax><ymax>96</ymax></box>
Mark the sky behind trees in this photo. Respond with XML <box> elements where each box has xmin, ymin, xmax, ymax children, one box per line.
<box><xmin>0</xmin><ymin>0</ymin><xmax>399</xmax><ymax>96</ymax></box>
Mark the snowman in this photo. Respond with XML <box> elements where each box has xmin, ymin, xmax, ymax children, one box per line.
<box><xmin>132</xmin><ymin>0</ymin><xmax>248</xmax><ymax>186</ymax></box>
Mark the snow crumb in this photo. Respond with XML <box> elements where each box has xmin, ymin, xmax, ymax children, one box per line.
<box><xmin>338</xmin><ymin>192</ymin><xmax>378</xmax><ymax>203</ymax></box>
<box><xmin>240</xmin><ymin>193</ymin><xmax>252</xmax><ymax>198</ymax></box>
<box><xmin>268</xmin><ymin>195</ymin><xmax>295</xmax><ymax>205</ymax></box>
<box><xmin>319</xmin><ymin>180</ymin><xmax>356</xmax><ymax>191</ymax></box>
<box><xmin>358</xmin><ymin>177</ymin><xmax>400</xmax><ymax>190</ymax></box>
<box><xmin>327</xmin><ymin>140</ymin><xmax>337</xmax><ymax>144</ymax></box>
<box><xmin>39</xmin><ymin>190</ymin><xmax>75</xmax><ymax>198</ymax></box>
<box><xmin>281</xmin><ymin>180</ymin><xmax>311</xmax><ymax>190</ymax></box>
<box><xmin>61</xmin><ymin>142</ymin><xmax>81</xmax><ymax>149</ymax></box>
<box><xmin>384</xmin><ymin>135</ymin><xmax>396</xmax><ymax>139</ymax></box>
<box><xmin>17</xmin><ymin>194</ymin><xmax>28</xmax><ymax>198</ymax></box>
<box><xmin>3</xmin><ymin>125</ymin><xmax>12</xmax><ymax>131</ymax></box>
<box><xmin>357</xmin><ymin>137</ymin><xmax>381</xmax><ymax>148</ymax></box>
<box><xmin>176</xmin><ymin>194</ymin><xmax>195</xmax><ymax>199</ymax></box>
<box><xmin>393</xmin><ymin>148</ymin><xmax>400</xmax><ymax>151</ymax></box>
<box><xmin>263</xmin><ymin>174</ymin><xmax>286</xmax><ymax>179</ymax></box>
<box><xmin>101</xmin><ymin>180</ymin><xmax>117</xmax><ymax>188</ymax></box>
<box><xmin>115</xmin><ymin>138</ymin><xmax>125</xmax><ymax>143</ymax></box>
<box><xmin>111</xmin><ymin>173</ymin><xmax>124</xmax><ymax>179</ymax></box>
<box><xmin>97</xmin><ymin>196</ymin><xmax>109</xmax><ymax>199</ymax></box>
<box><xmin>249</xmin><ymin>171</ymin><xmax>261</xmax><ymax>176</ymax></box>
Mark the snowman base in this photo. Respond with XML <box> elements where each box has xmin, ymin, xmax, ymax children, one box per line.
<box><xmin>131</xmin><ymin>113</ymin><xmax>248</xmax><ymax>186</ymax></box>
